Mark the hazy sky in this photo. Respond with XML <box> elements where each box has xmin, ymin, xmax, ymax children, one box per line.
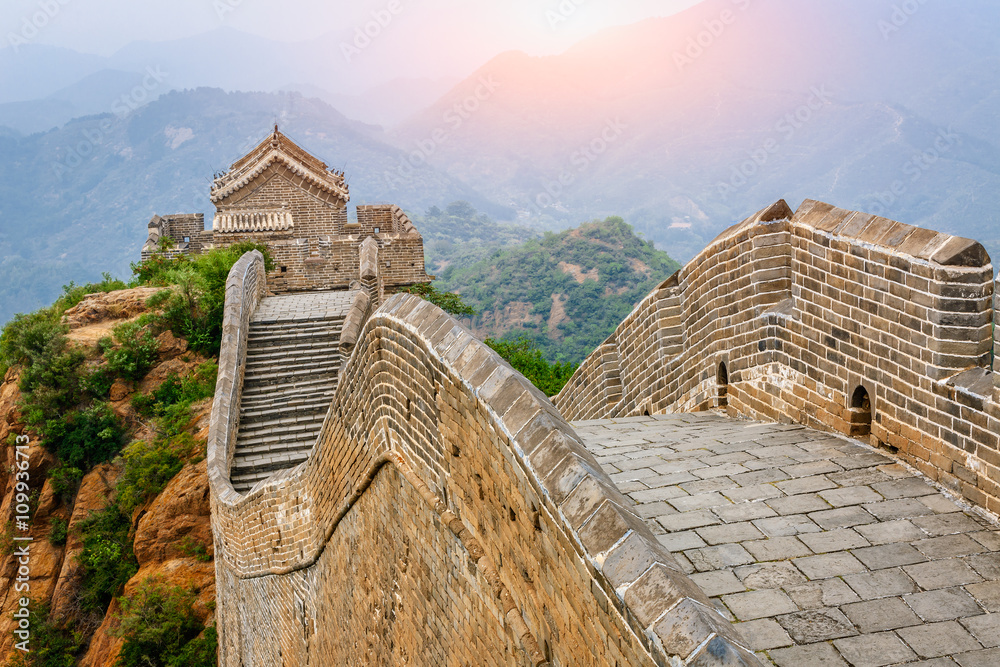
<box><xmin>3</xmin><ymin>0</ymin><xmax>701</xmax><ymax>58</ymax></box>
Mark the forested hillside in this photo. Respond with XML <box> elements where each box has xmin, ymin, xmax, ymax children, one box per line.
<box><xmin>437</xmin><ymin>217</ymin><xmax>680</xmax><ymax>363</ymax></box>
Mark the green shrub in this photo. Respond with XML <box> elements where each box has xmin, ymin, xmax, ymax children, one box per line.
<box><xmin>77</xmin><ymin>504</ymin><xmax>138</xmax><ymax>613</ymax></box>
<box><xmin>148</xmin><ymin>362</ymin><xmax>218</xmax><ymax>411</ymax></box>
<box><xmin>104</xmin><ymin>321</ymin><xmax>159</xmax><ymax>382</ymax></box>
<box><xmin>115</xmin><ymin>440</ymin><xmax>184</xmax><ymax>516</ymax></box>
<box><xmin>178</xmin><ymin>536</ymin><xmax>212</xmax><ymax>563</ymax></box>
<box><xmin>48</xmin><ymin>464</ymin><xmax>83</xmax><ymax>505</ymax></box>
<box><xmin>130</xmin><ymin>252</ymin><xmax>190</xmax><ymax>288</ymax></box>
<box><xmin>485</xmin><ymin>336</ymin><xmax>578</xmax><ymax>397</ymax></box>
<box><xmin>399</xmin><ymin>283</ymin><xmax>475</xmax><ymax>317</ymax></box>
<box><xmin>83</xmin><ymin>365</ymin><xmax>117</xmax><ymax>400</ymax></box>
<box><xmin>6</xmin><ymin>602</ymin><xmax>84</xmax><ymax>667</ymax></box>
<box><xmin>48</xmin><ymin>516</ymin><xmax>68</xmax><ymax>547</ymax></box>
<box><xmin>43</xmin><ymin>402</ymin><xmax>126</xmax><ymax>470</ymax></box>
<box><xmin>111</xmin><ymin>577</ymin><xmax>217</xmax><ymax>667</ymax></box>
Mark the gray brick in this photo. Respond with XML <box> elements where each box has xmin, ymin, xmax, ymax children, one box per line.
<box><xmin>794</xmin><ymin>551</ymin><xmax>867</xmax><ymax>580</ymax></box>
<box><xmin>799</xmin><ymin>528</ymin><xmax>870</xmax><ymax>554</ymax></box>
<box><xmin>722</xmin><ymin>589</ymin><xmax>797</xmax><ymax>621</ymax></box>
<box><xmin>833</xmin><ymin>632</ymin><xmax>917</xmax><ymax>667</ymax></box>
<box><xmin>896</xmin><ymin>621</ymin><xmax>983</xmax><ymax>658</ymax></box>
<box><xmin>841</xmin><ymin>597</ymin><xmax>922</xmax><ymax>632</ymax></box>
<box><xmin>843</xmin><ymin>568</ymin><xmax>920</xmax><ymax>600</ymax></box>
<box><xmin>905</xmin><ymin>587</ymin><xmax>983</xmax><ymax>622</ymax></box>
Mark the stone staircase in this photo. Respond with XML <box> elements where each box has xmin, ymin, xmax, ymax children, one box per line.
<box><xmin>229</xmin><ymin>292</ymin><xmax>356</xmax><ymax>494</ymax></box>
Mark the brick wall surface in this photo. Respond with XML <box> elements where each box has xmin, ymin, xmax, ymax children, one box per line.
<box><xmin>208</xmin><ymin>265</ymin><xmax>761</xmax><ymax>665</ymax></box>
<box><xmin>555</xmin><ymin>199</ymin><xmax>1000</xmax><ymax>516</ymax></box>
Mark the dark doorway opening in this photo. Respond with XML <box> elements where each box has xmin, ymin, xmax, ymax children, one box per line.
<box><xmin>849</xmin><ymin>385</ymin><xmax>872</xmax><ymax>438</ymax></box>
<box><xmin>718</xmin><ymin>362</ymin><xmax>729</xmax><ymax>408</ymax></box>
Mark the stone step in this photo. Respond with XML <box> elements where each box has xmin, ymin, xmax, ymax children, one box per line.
<box><xmin>245</xmin><ymin>338</ymin><xmax>341</xmax><ymax>357</ymax></box>
<box><xmin>244</xmin><ymin>357</ymin><xmax>341</xmax><ymax>375</ymax></box>
<box><xmin>247</xmin><ymin>320</ymin><xmax>343</xmax><ymax>339</ymax></box>
<box><xmin>231</xmin><ymin>451</ymin><xmax>311</xmax><ymax>476</ymax></box>
<box><xmin>239</xmin><ymin>399</ymin><xmax>331</xmax><ymax>423</ymax></box>
<box><xmin>242</xmin><ymin>367</ymin><xmax>340</xmax><ymax>389</ymax></box>
<box><xmin>237</xmin><ymin>413</ymin><xmax>326</xmax><ymax>438</ymax></box>
<box><xmin>250</xmin><ymin>314</ymin><xmax>346</xmax><ymax>329</ymax></box>
<box><xmin>233</xmin><ymin>438</ymin><xmax>317</xmax><ymax>460</ymax></box>
<box><xmin>234</xmin><ymin>423</ymin><xmax>322</xmax><ymax>448</ymax></box>
<box><xmin>230</xmin><ymin>457</ymin><xmax>310</xmax><ymax>491</ymax></box>
<box><xmin>239</xmin><ymin>391</ymin><xmax>336</xmax><ymax>411</ymax></box>
<box><xmin>245</xmin><ymin>348</ymin><xmax>342</xmax><ymax>365</ymax></box>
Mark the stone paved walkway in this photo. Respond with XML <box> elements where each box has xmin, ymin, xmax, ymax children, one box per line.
<box><xmin>252</xmin><ymin>290</ymin><xmax>358</xmax><ymax>324</ymax></box>
<box><xmin>573</xmin><ymin>414</ymin><xmax>1000</xmax><ymax>667</ymax></box>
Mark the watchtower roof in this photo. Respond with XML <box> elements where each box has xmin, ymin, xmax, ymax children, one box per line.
<box><xmin>210</xmin><ymin>126</ymin><xmax>349</xmax><ymax>205</ymax></box>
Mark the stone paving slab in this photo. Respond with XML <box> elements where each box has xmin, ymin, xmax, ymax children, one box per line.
<box><xmin>573</xmin><ymin>413</ymin><xmax>1000</xmax><ymax>667</ymax></box>
<box><xmin>252</xmin><ymin>290</ymin><xmax>358</xmax><ymax>323</ymax></box>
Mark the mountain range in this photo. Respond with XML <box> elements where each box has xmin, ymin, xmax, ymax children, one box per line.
<box><xmin>1</xmin><ymin>0</ymin><xmax>999</xmax><ymax>325</ymax></box>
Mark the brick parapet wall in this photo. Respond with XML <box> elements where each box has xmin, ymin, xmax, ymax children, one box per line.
<box><xmin>206</xmin><ymin>251</ymin><xmax>267</xmax><ymax>498</ymax></box>
<box><xmin>556</xmin><ymin>199</ymin><xmax>1000</xmax><ymax>514</ymax></box>
<box><xmin>994</xmin><ymin>273</ymin><xmax>999</xmax><ymax>399</ymax></box>
<box><xmin>208</xmin><ymin>288</ymin><xmax>760</xmax><ymax>666</ymax></box>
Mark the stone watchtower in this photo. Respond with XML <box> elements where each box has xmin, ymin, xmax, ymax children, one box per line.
<box><xmin>141</xmin><ymin>126</ymin><xmax>433</xmax><ymax>297</ymax></box>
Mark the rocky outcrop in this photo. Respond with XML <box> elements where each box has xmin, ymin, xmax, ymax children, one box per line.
<box><xmin>80</xmin><ymin>461</ymin><xmax>215</xmax><ymax>667</ymax></box>
<box><xmin>61</xmin><ymin>288</ymin><xmax>164</xmax><ymax>330</ymax></box>
<box><xmin>0</xmin><ymin>295</ymin><xmax>217</xmax><ymax>665</ymax></box>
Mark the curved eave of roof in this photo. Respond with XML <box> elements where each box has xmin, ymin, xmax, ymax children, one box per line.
<box><xmin>210</xmin><ymin>149</ymin><xmax>350</xmax><ymax>205</ymax></box>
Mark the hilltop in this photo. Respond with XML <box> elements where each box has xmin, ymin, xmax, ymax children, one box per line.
<box><xmin>438</xmin><ymin>217</ymin><xmax>680</xmax><ymax>363</ymax></box>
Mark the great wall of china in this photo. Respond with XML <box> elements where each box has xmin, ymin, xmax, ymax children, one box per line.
<box><xmin>161</xmin><ymin>130</ymin><xmax>1000</xmax><ymax>665</ymax></box>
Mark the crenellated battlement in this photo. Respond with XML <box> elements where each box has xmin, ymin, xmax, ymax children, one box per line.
<box><xmin>556</xmin><ymin>200</ymin><xmax>1000</xmax><ymax>515</ymax></box>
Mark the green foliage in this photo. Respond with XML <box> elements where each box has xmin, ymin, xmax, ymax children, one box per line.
<box><xmin>438</xmin><ymin>215</ymin><xmax>681</xmax><ymax>364</ymax></box>
<box><xmin>399</xmin><ymin>283</ymin><xmax>476</xmax><ymax>317</ymax></box>
<box><xmin>178</xmin><ymin>536</ymin><xmax>212</xmax><ymax>563</ymax></box>
<box><xmin>48</xmin><ymin>516</ymin><xmax>69</xmax><ymax>547</ymax></box>
<box><xmin>224</xmin><ymin>241</ymin><xmax>276</xmax><ymax>272</ymax></box>
<box><xmin>120</xmin><ymin>362</ymin><xmax>217</xmax><ymax>514</ymax></box>
<box><xmin>111</xmin><ymin>577</ymin><xmax>217</xmax><ymax>667</ymax></box>
<box><xmin>114</xmin><ymin>440</ymin><xmax>185</xmax><ymax>516</ymax></box>
<box><xmin>77</xmin><ymin>504</ymin><xmax>138</xmax><ymax>613</ymax></box>
<box><xmin>0</xmin><ymin>309</ymin><xmax>85</xmax><ymax>419</ymax></box>
<box><xmin>134</xmin><ymin>244</ymin><xmax>273</xmax><ymax>356</ymax></box>
<box><xmin>486</xmin><ymin>336</ymin><xmax>578</xmax><ymax>396</ymax></box>
<box><xmin>416</xmin><ymin>202</ymin><xmax>538</xmax><ymax>279</ymax></box>
<box><xmin>6</xmin><ymin>602</ymin><xmax>85</xmax><ymax>667</ymax></box>
<box><xmin>103</xmin><ymin>321</ymin><xmax>160</xmax><ymax>382</ymax></box>
<box><xmin>48</xmin><ymin>464</ymin><xmax>84</xmax><ymax>507</ymax></box>
<box><xmin>43</xmin><ymin>402</ymin><xmax>127</xmax><ymax>470</ymax></box>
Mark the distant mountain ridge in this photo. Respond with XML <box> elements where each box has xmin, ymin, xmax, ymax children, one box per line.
<box><xmin>392</xmin><ymin>0</ymin><xmax>1000</xmax><ymax>262</ymax></box>
<box><xmin>0</xmin><ymin>88</ymin><xmax>505</xmax><ymax>325</ymax></box>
